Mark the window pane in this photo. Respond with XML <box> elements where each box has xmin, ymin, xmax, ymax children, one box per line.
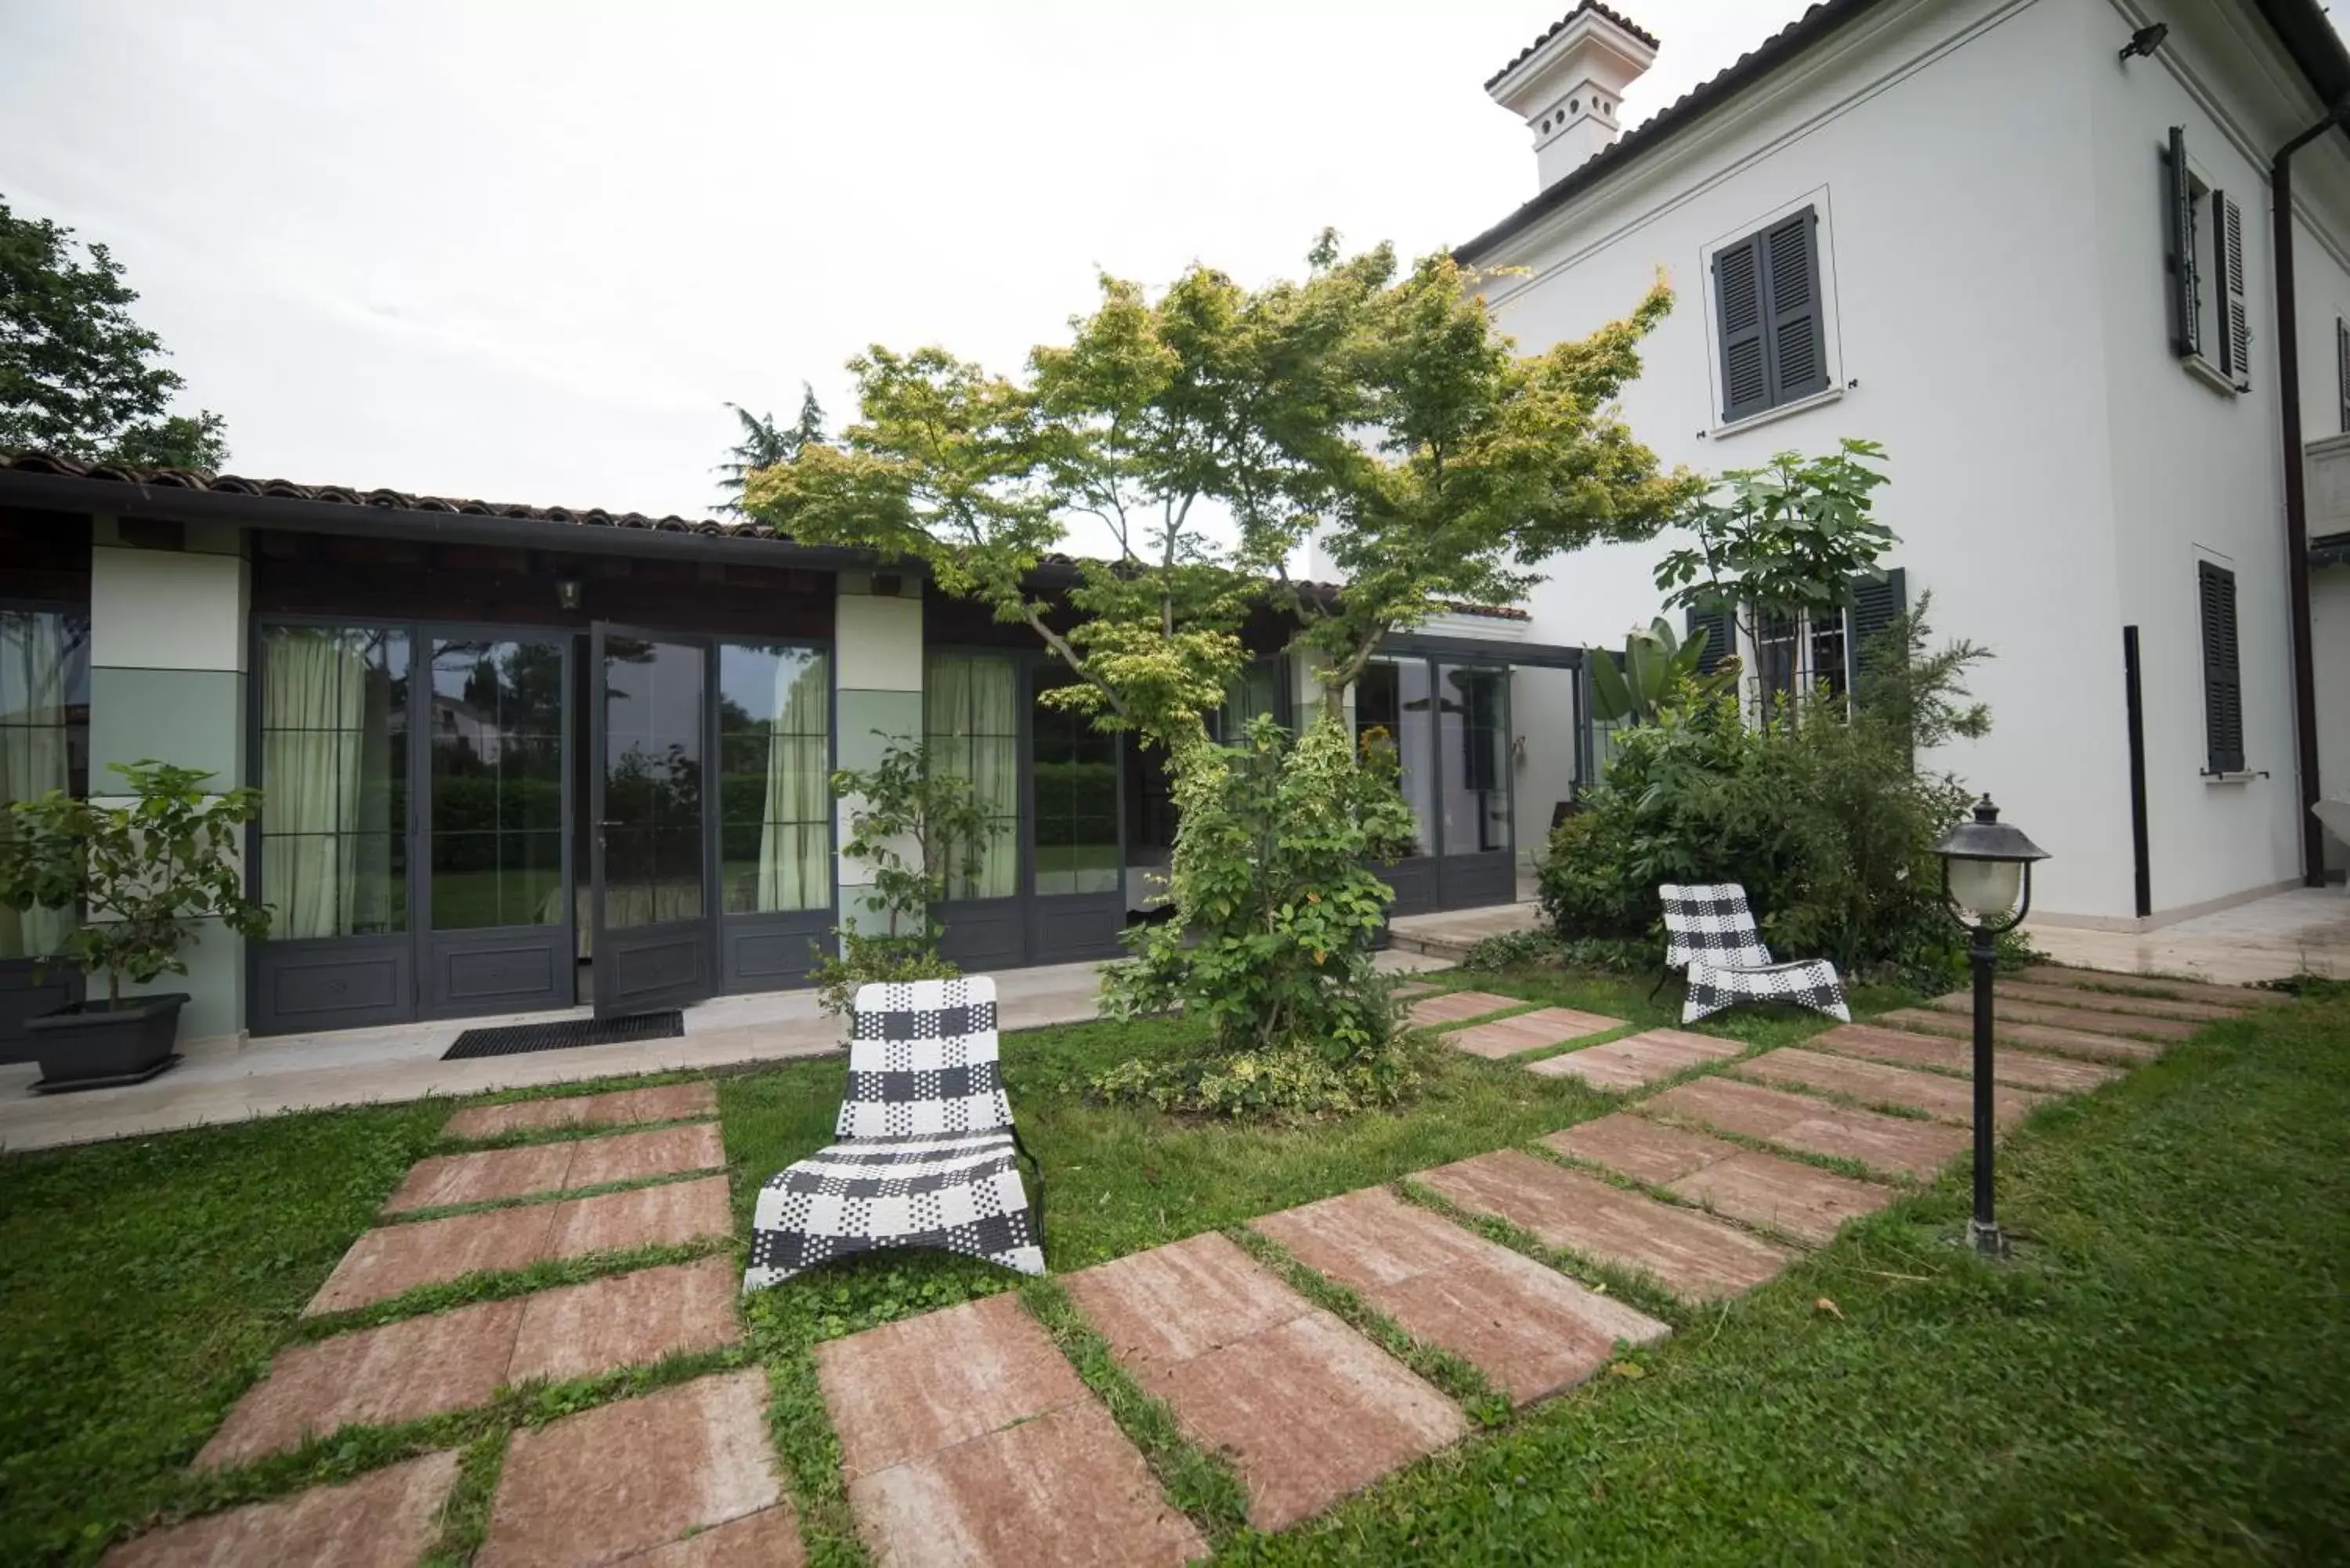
<box><xmin>1357</xmin><ymin>659</ymin><xmax>1433</xmax><ymax>858</ymax></box>
<box><xmin>717</xmin><ymin>645</ymin><xmax>831</xmax><ymax>912</ymax></box>
<box><xmin>1030</xmin><ymin>670</ymin><xmax>1118</xmax><ymax>897</ymax></box>
<box><xmin>600</xmin><ymin>638</ymin><xmax>706</xmax><ymax>930</ymax></box>
<box><xmin>428</xmin><ymin>638</ymin><xmax>565</xmax><ymax>930</ymax></box>
<box><xmin>1438</xmin><ymin>665</ymin><xmax>1509</xmax><ymax>857</ymax></box>
<box><xmin>261</xmin><ymin>625</ymin><xmax>410</xmax><ymax>938</ymax></box>
<box><xmin>0</xmin><ymin>609</ymin><xmax>92</xmax><ymax>959</ymax></box>
<box><xmin>925</xmin><ymin>654</ymin><xmax>1019</xmax><ymax>899</ymax></box>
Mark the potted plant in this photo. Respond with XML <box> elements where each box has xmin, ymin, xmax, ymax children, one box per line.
<box><xmin>0</xmin><ymin>760</ymin><xmax>270</xmax><ymax>1091</ymax></box>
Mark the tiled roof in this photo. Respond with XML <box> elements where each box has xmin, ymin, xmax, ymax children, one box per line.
<box><xmin>1485</xmin><ymin>2</ymin><xmax>1661</xmax><ymax>90</ymax></box>
<box><xmin>0</xmin><ymin>450</ymin><xmax>780</xmax><ymax>538</ymax></box>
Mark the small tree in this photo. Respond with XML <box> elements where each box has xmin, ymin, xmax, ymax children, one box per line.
<box><xmin>715</xmin><ymin>385</ymin><xmax>826</xmax><ymax>514</ymax></box>
<box><xmin>0</xmin><ymin>761</ymin><xmax>269</xmax><ymax>1007</ymax></box>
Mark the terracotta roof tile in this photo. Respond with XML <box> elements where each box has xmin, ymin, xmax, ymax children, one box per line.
<box><xmin>1486</xmin><ymin>2</ymin><xmax>1661</xmax><ymax>91</ymax></box>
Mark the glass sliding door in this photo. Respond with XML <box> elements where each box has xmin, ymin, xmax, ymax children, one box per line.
<box><xmin>927</xmin><ymin>652</ymin><xmax>1023</xmax><ymax>968</ymax></box>
<box><xmin>1027</xmin><ymin>667</ymin><xmax>1125</xmax><ymax>962</ymax></box>
<box><xmin>1437</xmin><ymin>663</ymin><xmax>1515</xmax><ymax>906</ymax></box>
<box><xmin>715</xmin><ymin>642</ymin><xmax>833</xmax><ymax>992</ymax></box>
<box><xmin>0</xmin><ymin>606</ymin><xmax>91</xmax><ymax>1054</ymax></box>
<box><xmin>591</xmin><ymin>627</ymin><xmax>715</xmax><ymax>1016</ymax></box>
<box><xmin>1354</xmin><ymin>656</ymin><xmax>1437</xmax><ymax>914</ymax></box>
<box><xmin>421</xmin><ymin>634</ymin><xmax>573</xmax><ymax>1017</ymax></box>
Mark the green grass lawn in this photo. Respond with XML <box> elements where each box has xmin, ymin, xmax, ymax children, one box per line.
<box><xmin>2</xmin><ymin>970</ymin><xmax>2345</xmax><ymax>1565</ymax></box>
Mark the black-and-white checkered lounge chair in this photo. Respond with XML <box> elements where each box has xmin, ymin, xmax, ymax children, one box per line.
<box><xmin>1659</xmin><ymin>882</ymin><xmax>1850</xmax><ymax>1026</ymax></box>
<box><xmin>743</xmin><ymin>976</ymin><xmax>1045</xmax><ymax>1291</ymax></box>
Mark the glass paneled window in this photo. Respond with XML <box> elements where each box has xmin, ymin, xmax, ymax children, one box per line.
<box><xmin>0</xmin><ymin>608</ymin><xmax>92</xmax><ymax>959</ymax></box>
<box><xmin>599</xmin><ymin>636</ymin><xmax>707</xmax><ymax>930</ymax></box>
<box><xmin>1439</xmin><ymin>665</ymin><xmax>1509</xmax><ymax>856</ymax></box>
<box><xmin>428</xmin><ymin>638</ymin><xmax>565</xmax><ymax>930</ymax></box>
<box><xmin>1354</xmin><ymin>658</ymin><xmax>1433</xmax><ymax>858</ymax></box>
<box><xmin>925</xmin><ymin>653</ymin><xmax>1019</xmax><ymax>899</ymax></box>
<box><xmin>261</xmin><ymin>625</ymin><xmax>410</xmax><ymax>938</ymax></box>
<box><xmin>1215</xmin><ymin>658</ymin><xmax>1282</xmax><ymax>740</ymax></box>
<box><xmin>718</xmin><ymin>644</ymin><xmax>830</xmax><ymax>914</ymax></box>
<box><xmin>1031</xmin><ymin>668</ymin><xmax>1119</xmax><ymax>896</ymax></box>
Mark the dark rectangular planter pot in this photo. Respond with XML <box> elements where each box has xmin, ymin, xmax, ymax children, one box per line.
<box><xmin>25</xmin><ymin>992</ymin><xmax>188</xmax><ymax>1093</ymax></box>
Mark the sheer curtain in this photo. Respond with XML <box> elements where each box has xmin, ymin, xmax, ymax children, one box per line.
<box><xmin>927</xmin><ymin>656</ymin><xmax>1019</xmax><ymax>898</ymax></box>
<box><xmin>262</xmin><ymin>629</ymin><xmax>368</xmax><ymax>938</ymax></box>
<box><xmin>0</xmin><ymin>612</ymin><xmax>74</xmax><ymax>959</ymax></box>
<box><xmin>757</xmin><ymin>652</ymin><xmax>829</xmax><ymax>910</ymax></box>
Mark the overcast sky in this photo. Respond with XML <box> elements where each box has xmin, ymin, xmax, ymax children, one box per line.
<box><xmin>2</xmin><ymin>1</ymin><xmax>1815</xmax><ymax>519</ymax></box>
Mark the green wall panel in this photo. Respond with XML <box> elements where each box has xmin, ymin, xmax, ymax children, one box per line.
<box><xmin>835</xmin><ymin>688</ymin><xmax>924</xmax><ymax>773</ymax></box>
<box><xmin>90</xmin><ymin>667</ymin><xmax>245</xmax><ymax>787</ymax></box>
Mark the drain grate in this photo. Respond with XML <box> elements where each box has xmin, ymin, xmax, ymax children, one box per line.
<box><xmin>443</xmin><ymin>1010</ymin><xmax>684</xmax><ymax>1060</ymax></box>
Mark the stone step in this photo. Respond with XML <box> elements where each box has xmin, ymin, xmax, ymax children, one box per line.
<box><xmin>1810</xmin><ymin>1024</ymin><xmax>2125</xmax><ymax>1093</ymax></box>
<box><xmin>1405</xmin><ymin>990</ymin><xmax>1525</xmax><ymax>1028</ymax></box>
<box><xmin>1525</xmin><ymin>1028</ymin><xmax>1741</xmax><ymax>1093</ymax></box>
<box><xmin>443</xmin><ymin>1080</ymin><xmax>718</xmax><ymax>1140</ymax></box>
<box><xmin>476</xmin><ymin>1369</ymin><xmax>794</xmax><ymax>1568</ymax></box>
<box><xmin>385</xmin><ymin>1122</ymin><xmax>725</xmax><ymax>1215</ymax></box>
<box><xmin>1924</xmin><ymin>993</ymin><xmax>2196</xmax><ymax>1043</ymax></box>
<box><xmin>1638</xmin><ymin>1076</ymin><xmax>1969</xmax><ymax>1182</ymax></box>
<box><xmin>2016</xmin><ymin>966</ymin><xmax>2269</xmax><ymax>1010</ymax></box>
<box><xmin>1544</xmin><ymin>1115</ymin><xmax>1898</xmax><ymax>1247</ymax></box>
<box><xmin>819</xmin><ymin>1292</ymin><xmax>1203</xmax><ymax>1567</ymax></box>
<box><xmin>1730</xmin><ymin>1048</ymin><xmax>2049</xmax><ymax>1129</ymax></box>
<box><xmin>1877</xmin><ymin>1007</ymin><xmax>2161</xmax><ymax>1064</ymax></box>
<box><xmin>202</xmin><ymin>1256</ymin><xmax>742</xmax><ymax>1469</ymax></box>
<box><xmin>1993</xmin><ymin>979</ymin><xmax>2244</xmax><ymax>1024</ymax></box>
<box><xmin>306</xmin><ymin>1174</ymin><xmax>732</xmax><ymax>1315</ymax></box>
<box><xmin>1064</xmin><ymin>1231</ymin><xmax>1466</xmax><ymax>1533</ymax></box>
<box><xmin>1252</xmin><ymin>1187</ymin><xmax>1669</xmax><ymax>1406</ymax></box>
<box><xmin>1443</xmin><ymin>1006</ymin><xmax>1624</xmax><ymax>1060</ymax></box>
<box><xmin>1411</xmin><ymin>1149</ymin><xmax>1795</xmax><ymax>1300</ymax></box>
<box><xmin>1390</xmin><ymin>981</ymin><xmax>1438</xmax><ymax>1000</ymax></box>
<box><xmin>106</xmin><ymin>1450</ymin><xmax>461</xmax><ymax>1568</ymax></box>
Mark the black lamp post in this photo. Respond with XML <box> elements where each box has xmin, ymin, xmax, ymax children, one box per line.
<box><xmin>1931</xmin><ymin>794</ymin><xmax>2049</xmax><ymax>1258</ymax></box>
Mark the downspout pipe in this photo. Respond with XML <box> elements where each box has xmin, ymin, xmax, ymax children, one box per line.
<box><xmin>2272</xmin><ymin>103</ymin><xmax>2348</xmax><ymax>887</ymax></box>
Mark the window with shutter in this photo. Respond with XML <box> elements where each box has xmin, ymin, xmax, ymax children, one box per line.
<box><xmin>2213</xmin><ymin>190</ymin><xmax>2251</xmax><ymax>389</ymax></box>
<box><xmin>1710</xmin><ymin>204</ymin><xmax>1829</xmax><ymax>424</ymax></box>
<box><xmin>1683</xmin><ymin>603</ymin><xmax>1737</xmax><ymax>676</ymax></box>
<box><xmin>2196</xmin><ymin>561</ymin><xmax>2243</xmax><ymax>774</ymax></box>
<box><xmin>2166</xmin><ymin>128</ymin><xmax>2201</xmax><ymax>360</ymax></box>
<box><xmin>1844</xmin><ymin>566</ymin><xmax>1908</xmax><ymax>698</ymax></box>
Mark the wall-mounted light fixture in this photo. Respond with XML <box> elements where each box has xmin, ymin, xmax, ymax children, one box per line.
<box><xmin>555</xmin><ymin>577</ymin><xmax>583</xmax><ymax>611</ymax></box>
<box><xmin>2119</xmin><ymin>23</ymin><xmax>2167</xmax><ymax>63</ymax></box>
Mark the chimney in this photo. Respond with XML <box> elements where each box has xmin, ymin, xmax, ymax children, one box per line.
<box><xmin>1485</xmin><ymin>3</ymin><xmax>1658</xmax><ymax>190</ymax></box>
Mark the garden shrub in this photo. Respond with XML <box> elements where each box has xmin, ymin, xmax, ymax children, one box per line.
<box><xmin>1540</xmin><ymin>598</ymin><xmax>1994</xmax><ymax>987</ymax></box>
<box><xmin>808</xmin><ymin>738</ymin><xmax>985</xmax><ymax>1017</ymax></box>
<box><xmin>1095</xmin><ymin>714</ymin><xmax>1423</xmax><ymax>1117</ymax></box>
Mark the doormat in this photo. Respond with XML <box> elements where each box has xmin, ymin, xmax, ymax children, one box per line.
<box><xmin>443</xmin><ymin>1010</ymin><xmax>684</xmax><ymax>1061</ymax></box>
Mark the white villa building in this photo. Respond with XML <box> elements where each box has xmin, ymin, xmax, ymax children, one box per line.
<box><xmin>1358</xmin><ymin>0</ymin><xmax>2350</xmax><ymax>929</ymax></box>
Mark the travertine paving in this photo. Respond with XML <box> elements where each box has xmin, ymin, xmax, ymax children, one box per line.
<box><xmin>1412</xmin><ymin>1149</ymin><xmax>1796</xmax><ymax>1299</ymax></box>
<box><xmin>1545</xmin><ymin>1115</ymin><xmax>1896</xmax><ymax>1246</ymax></box>
<box><xmin>385</xmin><ymin>1122</ymin><xmax>725</xmax><ymax>1214</ymax></box>
<box><xmin>1406</xmin><ymin>990</ymin><xmax>1524</xmax><ymax>1028</ymax></box>
<box><xmin>1810</xmin><ymin>1023</ymin><xmax>2124</xmax><ymax>1093</ymax></box>
<box><xmin>1441</xmin><ymin>1006</ymin><xmax>1624</xmax><ymax>1060</ymax></box>
<box><xmin>1526</xmin><ymin>1027</ymin><xmax>1741</xmax><ymax>1092</ymax></box>
<box><xmin>1877</xmin><ymin>1006</ymin><xmax>2161</xmax><ymax>1063</ymax></box>
<box><xmin>1252</xmin><ymin>1187</ymin><xmax>1669</xmax><ymax>1404</ymax></box>
<box><xmin>1065</xmin><ymin>1232</ymin><xmax>1466</xmax><ymax>1531</ymax></box>
<box><xmin>2016</xmin><ymin>965</ymin><xmax>2268</xmax><ymax>1010</ymax></box>
<box><xmin>1640</xmin><ymin>1075</ymin><xmax>1971</xmax><ymax>1180</ymax></box>
<box><xmin>105</xmin><ymin>1450</ymin><xmax>460</xmax><ymax>1568</ymax></box>
<box><xmin>1731</xmin><ymin>1047</ymin><xmax>2049</xmax><ymax>1128</ymax></box>
<box><xmin>1924</xmin><ymin>992</ymin><xmax>2196</xmax><ymax>1043</ymax></box>
<box><xmin>1993</xmin><ymin>979</ymin><xmax>2245</xmax><ymax>1023</ymax></box>
<box><xmin>443</xmin><ymin>1081</ymin><xmax>719</xmax><ymax>1140</ymax></box>
<box><xmin>819</xmin><ymin>1293</ymin><xmax>1202</xmax><ymax>1567</ymax></box>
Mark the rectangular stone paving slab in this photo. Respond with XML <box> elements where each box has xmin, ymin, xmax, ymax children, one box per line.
<box><xmin>1666</xmin><ymin>1150</ymin><xmax>1896</xmax><ymax>1247</ymax></box>
<box><xmin>106</xmin><ymin>1449</ymin><xmax>460</xmax><ymax>1568</ymax></box>
<box><xmin>1811</xmin><ymin>1024</ymin><xmax>2124</xmax><ymax>1093</ymax></box>
<box><xmin>847</xmin><ymin>1399</ymin><xmax>1204</xmax><ymax>1568</ymax></box>
<box><xmin>1062</xmin><ymin>1231</ymin><xmax>1305</xmax><ymax>1368</ymax></box>
<box><xmin>565</xmin><ymin>1122</ymin><xmax>728</xmax><ymax>1190</ymax></box>
<box><xmin>445</xmin><ymin>1081</ymin><xmax>719</xmax><ymax>1140</ymax></box>
<box><xmin>1390</xmin><ymin>981</ymin><xmax>1437</xmax><ymax>999</ymax></box>
<box><xmin>479</xmin><ymin>1368</ymin><xmax>783</xmax><ymax>1568</ymax></box>
<box><xmin>1993</xmin><ymin>979</ymin><xmax>2245</xmax><ymax>1023</ymax></box>
<box><xmin>1253</xmin><ymin>1187</ymin><xmax>1668</xmax><ymax>1405</ymax></box>
<box><xmin>2017</xmin><ymin>966</ymin><xmax>2266</xmax><ymax>1010</ymax></box>
<box><xmin>1732</xmin><ymin>1048</ymin><xmax>2049</xmax><ymax>1128</ymax></box>
<box><xmin>200</xmin><ymin>1297</ymin><xmax>526</xmax><ymax>1469</ymax></box>
<box><xmin>1136</xmin><ymin>1308</ymin><xmax>1467</xmax><ymax>1532</ymax></box>
<box><xmin>306</xmin><ymin>1204</ymin><xmax>557</xmax><ymax>1315</ymax></box>
<box><xmin>1543</xmin><ymin>1113</ymin><xmax>1741</xmax><ymax>1186</ymax></box>
<box><xmin>544</xmin><ymin>1174</ymin><xmax>732</xmax><ymax>1259</ymax></box>
<box><xmin>385</xmin><ymin>1143</ymin><xmax>578</xmax><ymax>1215</ymax></box>
<box><xmin>818</xmin><ymin>1291</ymin><xmax>1090</xmax><ymax>1480</ymax></box>
<box><xmin>1443</xmin><ymin>1006</ymin><xmax>1625</xmax><ymax>1060</ymax></box>
<box><xmin>1526</xmin><ymin>1028</ymin><xmax>1741</xmax><ymax>1093</ymax></box>
<box><xmin>1406</xmin><ymin>990</ymin><xmax>1524</xmax><ymax>1028</ymax></box>
<box><xmin>1877</xmin><ymin>1006</ymin><xmax>2160</xmax><ymax>1064</ymax></box>
<box><xmin>1411</xmin><ymin>1149</ymin><xmax>1795</xmax><ymax>1299</ymax></box>
<box><xmin>615</xmin><ymin>1505</ymin><xmax>805</xmax><ymax>1567</ymax></box>
<box><xmin>1639</xmin><ymin>1076</ymin><xmax>1969</xmax><ymax>1180</ymax></box>
<box><xmin>1924</xmin><ymin>992</ymin><xmax>2197</xmax><ymax>1042</ymax></box>
<box><xmin>509</xmin><ymin>1255</ymin><xmax>743</xmax><ymax>1386</ymax></box>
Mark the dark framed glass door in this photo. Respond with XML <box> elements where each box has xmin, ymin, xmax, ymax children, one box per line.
<box><xmin>591</xmin><ymin>625</ymin><xmax>715</xmax><ymax>1017</ymax></box>
<box><xmin>1435</xmin><ymin>662</ymin><xmax>1515</xmax><ymax>908</ymax></box>
<box><xmin>1025</xmin><ymin>666</ymin><xmax>1124</xmax><ymax>963</ymax></box>
<box><xmin>0</xmin><ymin>603</ymin><xmax>92</xmax><ymax>1057</ymax></box>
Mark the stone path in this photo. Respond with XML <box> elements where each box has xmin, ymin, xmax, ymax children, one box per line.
<box><xmin>1405</xmin><ymin>989</ymin><xmax>1524</xmax><ymax>1028</ymax></box>
<box><xmin>117</xmin><ymin>963</ymin><xmax>2223</xmax><ymax>1565</ymax></box>
<box><xmin>1441</xmin><ymin>1006</ymin><xmax>1624</xmax><ymax>1060</ymax></box>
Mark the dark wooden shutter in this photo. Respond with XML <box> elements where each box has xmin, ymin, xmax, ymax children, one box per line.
<box><xmin>2337</xmin><ymin>318</ymin><xmax>2350</xmax><ymax>434</ymax></box>
<box><xmin>2197</xmin><ymin>561</ymin><xmax>2243</xmax><ymax>774</ymax></box>
<box><xmin>1844</xmin><ymin>566</ymin><xmax>1907</xmax><ymax>695</ymax></box>
<box><xmin>2213</xmin><ymin>190</ymin><xmax>2250</xmax><ymax>389</ymax></box>
<box><xmin>1685</xmin><ymin>603</ymin><xmax>1737</xmax><ymax>675</ymax></box>
<box><xmin>1712</xmin><ymin>233</ymin><xmax>1770</xmax><ymax>423</ymax></box>
<box><xmin>2166</xmin><ymin>128</ymin><xmax>2200</xmax><ymax>359</ymax></box>
<box><xmin>1761</xmin><ymin>208</ymin><xmax>1829</xmax><ymax>406</ymax></box>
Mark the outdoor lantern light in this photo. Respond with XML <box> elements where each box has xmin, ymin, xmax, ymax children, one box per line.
<box><xmin>1932</xmin><ymin>794</ymin><xmax>2049</xmax><ymax>1258</ymax></box>
<box><xmin>555</xmin><ymin>577</ymin><xmax>584</xmax><ymax>612</ymax></box>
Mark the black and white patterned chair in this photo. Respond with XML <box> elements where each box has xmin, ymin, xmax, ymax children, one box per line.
<box><xmin>743</xmin><ymin>976</ymin><xmax>1045</xmax><ymax>1291</ymax></box>
<box><xmin>1659</xmin><ymin>883</ymin><xmax>1850</xmax><ymax>1025</ymax></box>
